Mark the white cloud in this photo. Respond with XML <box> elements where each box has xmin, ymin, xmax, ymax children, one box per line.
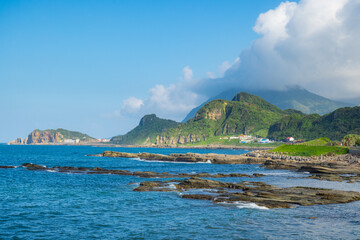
<box><xmin>122</xmin><ymin>97</ymin><xmax>144</xmax><ymax>114</ymax></box>
<box><xmin>221</xmin><ymin>0</ymin><xmax>360</xmax><ymax>99</ymax></box>
<box><xmin>115</xmin><ymin>0</ymin><xmax>360</xmax><ymax>122</ymax></box>
<box><xmin>183</xmin><ymin>66</ymin><xmax>193</xmax><ymax>81</ymax></box>
<box><xmin>206</xmin><ymin>72</ymin><xmax>217</xmax><ymax>79</ymax></box>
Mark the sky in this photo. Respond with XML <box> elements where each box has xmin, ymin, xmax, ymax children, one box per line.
<box><xmin>1</xmin><ymin>0</ymin><xmax>360</xmax><ymax>142</ymax></box>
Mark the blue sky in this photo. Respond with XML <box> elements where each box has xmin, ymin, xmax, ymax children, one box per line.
<box><xmin>0</xmin><ymin>0</ymin><xmax>290</xmax><ymax>141</ymax></box>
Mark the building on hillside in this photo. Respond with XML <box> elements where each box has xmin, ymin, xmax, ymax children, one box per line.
<box><xmin>285</xmin><ymin>137</ymin><xmax>295</xmax><ymax>142</ymax></box>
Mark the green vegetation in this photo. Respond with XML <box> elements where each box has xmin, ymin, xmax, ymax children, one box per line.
<box><xmin>159</xmin><ymin>92</ymin><xmax>288</xmax><ymax>143</ymax></box>
<box><xmin>111</xmin><ymin>114</ymin><xmax>179</xmax><ymax>144</ymax></box>
<box><xmin>181</xmin><ymin>136</ymin><xmax>282</xmax><ymax>148</ymax></box>
<box><xmin>34</xmin><ymin>128</ymin><xmax>96</xmax><ymax>142</ymax></box>
<box><xmin>269</xmin><ymin>137</ymin><xmax>349</xmax><ymax>156</ymax></box>
<box><xmin>182</xmin><ymin>87</ymin><xmax>351</xmax><ymax>123</ymax></box>
<box><xmin>342</xmin><ymin>134</ymin><xmax>360</xmax><ymax>146</ymax></box>
<box><xmin>269</xmin><ymin>144</ymin><xmax>348</xmax><ymax>157</ymax></box>
<box><xmin>268</xmin><ymin>107</ymin><xmax>360</xmax><ymax>141</ymax></box>
<box><xmin>301</xmin><ymin>137</ymin><xmax>331</xmax><ymax>146</ymax></box>
<box><xmin>56</xmin><ymin>128</ymin><xmax>96</xmax><ymax>141</ymax></box>
<box><xmin>110</xmin><ymin>92</ymin><xmax>360</xmax><ymax>147</ymax></box>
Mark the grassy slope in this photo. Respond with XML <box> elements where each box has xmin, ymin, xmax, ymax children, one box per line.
<box><xmin>269</xmin><ymin>138</ymin><xmax>349</xmax><ymax>156</ymax></box>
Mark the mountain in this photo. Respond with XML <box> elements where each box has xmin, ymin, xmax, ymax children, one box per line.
<box><xmin>156</xmin><ymin>92</ymin><xmax>288</xmax><ymax>145</ymax></box>
<box><xmin>111</xmin><ymin>114</ymin><xmax>179</xmax><ymax>145</ymax></box>
<box><xmin>8</xmin><ymin>128</ymin><xmax>97</xmax><ymax>144</ymax></box>
<box><xmin>268</xmin><ymin>106</ymin><xmax>360</xmax><ymax>141</ymax></box>
<box><xmin>182</xmin><ymin>87</ymin><xmax>351</xmax><ymax>122</ymax></box>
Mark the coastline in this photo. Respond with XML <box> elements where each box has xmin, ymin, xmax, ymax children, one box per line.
<box><xmin>6</xmin><ymin>142</ymin><xmax>274</xmax><ymax>150</ymax></box>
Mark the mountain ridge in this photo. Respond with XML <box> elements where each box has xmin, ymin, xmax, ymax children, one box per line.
<box><xmin>156</xmin><ymin>92</ymin><xmax>289</xmax><ymax>145</ymax></box>
<box><xmin>182</xmin><ymin>87</ymin><xmax>351</xmax><ymax>123</ymax></box>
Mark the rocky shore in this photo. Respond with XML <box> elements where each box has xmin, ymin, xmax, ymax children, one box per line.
<box><xmin>91</xmin><ymin>151</ymin><xmax>269</xmax><ymax>164</ymax></box>
<box><xmin>3</xmin><ymin>163</ymin><xmax>359</xmax><ymax>209</ymax></box>
<box><xmin>93</xmin><ymin>150</ymin><xmax>360</xmax><ymax>183</ymax></box>
<box><xmin>256</xmin><ymin>150</ymin><xmax>360</xmax><ymax>183</ymax></box>
<box><xmin>17</xmin><ymin>163</ymin><xmax>264</xmax><ymax>179</ymax></box>
<box><xmin>133</xmin><ymin>177</ymin><xmax>360</xmax><ymax>209</ymax></box>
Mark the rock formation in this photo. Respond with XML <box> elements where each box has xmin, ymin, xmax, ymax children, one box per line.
<box><xmin>134</xmin><ymin>177</ymin><xmax>360</xmax><ymax>209</ymax></box>
<box><xmin>8</xmin><ymin>128</ymin><xmax>96</xmax><ymax>145</ymax></box>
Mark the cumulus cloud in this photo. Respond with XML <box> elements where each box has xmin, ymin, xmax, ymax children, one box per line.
<box><xmin>110</xmin><ymin>66</ymin><xmax>201</xmax><ymax>121</ymax></box>
<box><xmin>221</xmin><ymin>0</ymin><xmax>360</xmax><ymax>99</ymax></box>
<box><xmin>117</xmin><ymin>0</ymin><xmax>360</xmax><ymax>121</ymax></box>
<box><xmin>122</xmin><ymin>97</ymin><xmax>144</xmax><ymax>114</ymax></box>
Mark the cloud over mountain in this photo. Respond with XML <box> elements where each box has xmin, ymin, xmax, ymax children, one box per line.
<box><xmin>119</xmin><ymin>0</ymin><xmax>360</xmax><ymax>120</ymax></box>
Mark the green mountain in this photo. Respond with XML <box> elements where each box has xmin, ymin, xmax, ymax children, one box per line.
<box><xmin>48</xmin><ymin>128</ymin><xmax>96</xmax><ymax>142</ymax></box>
<box><xmin>111</xmin><ymin>114</ymin><xmax>179</xmax><ymax>145</ymax></box>
<box><xmin>268</xmin><ymin>106</ymin><xmax>360</xmax><ymax>141</ymax></box>
<box><xmin>157</xmin><ymin>92</ymin><xmax>288</xmax><ymax>145</ymax></box>
<box><xmin>182</xmin><ymin>87</ymin><xmax>351</xmax><ymax>122</ymax></box>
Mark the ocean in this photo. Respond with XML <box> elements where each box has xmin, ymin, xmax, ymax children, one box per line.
<box><xmin>1</xmin><ymin>145</ymin><xmax>360</xmax><ymax>239</ymax></box>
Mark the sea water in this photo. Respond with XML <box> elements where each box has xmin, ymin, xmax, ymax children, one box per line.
<box><xmin>1</xmin><ymin>145</ymin><xmax>360</xmax><ymax>239</ymax></box>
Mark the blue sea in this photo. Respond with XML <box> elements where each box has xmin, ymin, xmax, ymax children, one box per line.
<box><xmin>1</xmin><ymin>145</ymin><xmax>360</xmax><ymax>239</ymax></box>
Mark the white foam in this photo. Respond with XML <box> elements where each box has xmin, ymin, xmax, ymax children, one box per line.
<box><xmin>205</xmin><ymin>160</ymin><xmax>212</xmax><ymax>164</ymax></box>
<box><xmin>168</xmin><ymin>183</ymin><xmax>177</xmax><ymax>189</ymax></box>
<box><xmin>219</xmin><ymin>201</ymin><xmax>269</xmax><ymax>210</ymax></box>
<box><xmin>235</xmin><ymin>202</ymin><xmax>269</xmax><ymax>210</ymax></box>
<box><xmin>45</xmin><ymin>170</ymin><xmax>57</xmax><ymax>173</ymax></box>
<box><xmin>265</xmin><ymin>172</ymin><xmax>291</xmax><ymax>176</ymax></box>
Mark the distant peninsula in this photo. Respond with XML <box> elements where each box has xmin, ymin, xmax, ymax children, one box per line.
<box><xmin>8</xmin><ymin>128</ymin><xmax>98</xmax><ymax>145</ymax></box>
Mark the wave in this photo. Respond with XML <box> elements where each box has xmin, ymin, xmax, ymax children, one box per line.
<box><xmin>218</xmin><ymin>201</ymin><xmax>269</xmax><ymax>210</ymax></box>
<box><xmin>168</xmin><ymin>183</ymin><xmax>177</xmax><ymax>190</ymax></box>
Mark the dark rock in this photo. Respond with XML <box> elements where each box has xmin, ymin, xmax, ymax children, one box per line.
<box><xmin>134</xmin><ymin>178</ymin><xmax>360</xmax><ymax>209</ymax></box>
<box><xmin>21</xmin><ymin>163</ymin><xmax>47</xmax><ymax>170</ymax></box>
<box><xmin>0</xmin><ymin>166</ymin><xmax>16</xmax><ymax>169</ymax></box>
<box><xmin>181</xmin><ymin>194</ymin><xmax>215</xmax><ymax>201</ymax></box>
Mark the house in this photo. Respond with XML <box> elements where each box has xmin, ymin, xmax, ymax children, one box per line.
<box><xmin>285</xmin><ymin>137</ymin><xmax>295</xmax><ymax>142</ymax></box>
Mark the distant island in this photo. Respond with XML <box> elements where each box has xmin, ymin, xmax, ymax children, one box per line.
<box><xmin>8</xmin><ymin>128</ymin><xmax>99</xmax><ymax>145</ymax></box>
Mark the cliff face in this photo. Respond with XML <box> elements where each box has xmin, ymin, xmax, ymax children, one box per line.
<box><xmin>8</xmin><ymin>138</ymin><xmax>28</xmax><ymax>145</ymax></box>
<box><xmin>27</xmin><ymin>130</ymin><xmax>64</xmax><ymax>144</ymax></box>
<box><xmin>155</xmin><ymin>134</ymin><xmax>205</xmax><ymax>145</ymax></box>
